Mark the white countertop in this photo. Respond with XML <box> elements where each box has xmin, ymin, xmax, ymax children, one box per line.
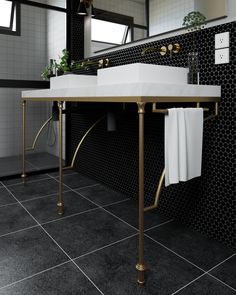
<box><xmin>22</xmin><ymin>82</ymin><xmax>221</xmax><ymax>102</ymax></box>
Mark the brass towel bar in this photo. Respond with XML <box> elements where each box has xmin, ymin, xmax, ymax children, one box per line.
<box><xmin>144</xmin><ymin>101</ymin><xmax>219</xmax><ymax>212</ymax></box>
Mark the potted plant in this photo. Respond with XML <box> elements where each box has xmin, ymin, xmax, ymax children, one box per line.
<box><xmin>183</xmin><ymin>11</ymin><xmax>206</xmax><ymax>84</ymax></box>
<box><xmin>41</xmin><ymin>59</ymin><xmax>57</xmax><ymax>80</ymax></box>
<box><xmin>57</xmin><ymin>49</ymin><xmax>71</xmax><ymax>76</ymax></box>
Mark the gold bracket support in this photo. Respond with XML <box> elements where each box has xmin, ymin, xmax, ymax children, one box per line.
<box><xmin>26</xmin><ymin>116</ymin><xmax>53</xmax><ymax>151</ymax></box>
<box><xmin>203</xmin><ymin>102</ymin><xmax>219</xmax><ymax>122</ymax></box>
<box><xmin>63</xmin><ymin>115</ymin><xmax>105</xmax><ymax>171</ymax></box>
<box><xmin>136</xmin><ymin>102</ymin><xmax>146</xmax><ymax>285</ymax></box>
<box><xmin>144</xmin><ymin>168</ymin><xmax>165</xmax><ymax>212</ymax></box>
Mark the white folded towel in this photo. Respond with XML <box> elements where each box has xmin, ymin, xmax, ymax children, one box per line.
<box><xmin>165</xmin><ymin>108</ymin><xmax>203</xmax><ymax>186</ymax></box>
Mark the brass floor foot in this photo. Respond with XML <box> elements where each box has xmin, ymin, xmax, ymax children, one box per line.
<box><xmin>21</xmin><ymin>174</ymin><xmax>27</xmax><ymax>184</ymax></box>
<box><xmin>57</xmin><ymin>202</ymin><xmax>64</xmax><ymax>215</ymax></box>
<box><xmin>136</xmin><ymin>263</ymin><xmax>146</xmax><ymax>285</ymax></box>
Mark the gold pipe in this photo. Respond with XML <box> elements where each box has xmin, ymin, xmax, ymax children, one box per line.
<box><xmin>57</xmin><ymin>101</ymin><xmax>64</xmax><ymax>215</ymax></box>
<box><xmin>26</xmin><ymin>116</ymin><xmax>52</xmax><ymax>151</ymax></box>
<box><xmin>144</xmin><ymin>168</ymin><xmax>165</xmax><ymax>212</ymax></box>
<box><xmin>141</xmin><ymin>46</ymin><xmax>167</xmax><ymax>56</ymax></box>
<box><xmin>21</xmin><ymin>100</ymin><xmax>27</xmax><ymax>184</ymax></box>
<box><xmin>136</xmin><ymin>102</ymin><xmax>146</xmax><ymax>285</ymax></box>
<box><xmin>152</xmin><ymin>103</ymin><xmax>209</xmax><ymax>114</ymax></box>
<box><xmin>81</xmin><ymin>58</ymin><xmax>109</xmax><ymax>69</ymax></box>
<box><xmin>63</xmin><ymin>115</ymin><xmax>105</xmax><ymax>170</ymax></box>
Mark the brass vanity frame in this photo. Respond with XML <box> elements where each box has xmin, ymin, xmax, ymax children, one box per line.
<box><xmin>21</xmin><ymin>94</ymin><xmax>220</xmax><ymax>285</ymax></box>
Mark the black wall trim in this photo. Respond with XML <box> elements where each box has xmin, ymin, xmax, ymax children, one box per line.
<box><xmin>0</xmin><ymin>79</ymin><xmax>50</xmax><ymax>89</ymax></box>
<box><xmin>13</xmin><ymin>0</ymin><xmax>67</xmax><ymax>12</ymax></box>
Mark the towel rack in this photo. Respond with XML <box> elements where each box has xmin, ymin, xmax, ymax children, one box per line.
<box><xmin>145</xmin><ymin>101</ymin><xmax>219</xmax><ymax>212</ymax></box>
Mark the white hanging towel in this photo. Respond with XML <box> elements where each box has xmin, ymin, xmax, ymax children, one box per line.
<box><xmin>165</xmin><ymin>108</ymin><xmax>203</xmax><ymax>186</ymax></box>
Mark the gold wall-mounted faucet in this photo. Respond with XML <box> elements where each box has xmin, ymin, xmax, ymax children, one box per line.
<box><xmin>141</xmin><ymin>46</ymin><xmax>167</xmax><ymax>56</ymax></box>
<box><xmin>141</xmin><ymin>43</ymin><xmax>181</xmax><ymax>56</ymax></box>
<box><xmin>81</xmin><ymin>58</ymin><xmax>109</xmax><ymax>69</ymax></box>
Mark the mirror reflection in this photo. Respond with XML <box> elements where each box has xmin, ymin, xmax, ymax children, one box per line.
<box><xmin>91</xmin><ymin>0</ymin><xmax>226</xmax><ymax>55</ymax></box>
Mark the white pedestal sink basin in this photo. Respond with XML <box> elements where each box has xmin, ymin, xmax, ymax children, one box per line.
<box><xmin>50</xmin><ymin>74</ymin><xmax>97</xmax><ymax>89</ymax></box>
<box><xmin>97</xmin><ymin>63</ymin><xmax>188</xmax><ymax>85</ymax></box>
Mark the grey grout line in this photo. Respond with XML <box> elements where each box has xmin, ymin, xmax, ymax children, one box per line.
<box><xmin>41</xmin><ymin>198</ymin><xmax>131</xmax><ymax>226</ymax></box>
<box><xmin>25</xmin><ymin>160</ymin><xmax>40</xmax><ymax>171</ymax></box>
<box><xmin>0</xmin><ymin>182</ymin><xmax>105</xmax><ymax>295</ymax></box>
<box><xmin>21</xmin><ymin>189</ymin><xmax>72</xmax><ymax>203</ymax></box>
<box><xmin>144</xmin><ymin>219</ymin><xmax>174</xmax><ymax>232</ymax></box>
<box><xmin>72</xmin><ymin>190</ymin><xmax>138</xmax><ymax>232</ymax></box>
<box><xmin>0</xmin><ymin>201</ymin><xmax>19</xmax><ymax>209</ymax></box>
<box><xmin>145</xmin><ymin>234</ymin><xmax>206</xmax><ymax>272</ymax></box>
<box><xmin>146</xmin><ymin>235</ymin><xmax>236</xmax><ymax>292</ymax></box>
<box><xmin>48</xmin><ymin>173</ymin><xmax>179</xmax><ymax>234</ymax></box>
<box><xmin>0</xmin><ymin>261</ymin><xmax>71</xmax><ymax>291</ymax></box>
<box><xmin>0</xmin><ymin>224</ymin><xmax>39</xmax><ymax>239</ymax></box>
<box><xmin>74</xmin><ymin>233</ymin><xmax>138</xmax><ymax>260</ymax></box>
<box><xmin>0</xmin><ymin>193</ymin><xmax>129</xmax><ymax>239</ymax></box>
<box><xmin>205</xmin><ymin>253</ymin><xmax>236</xmax><ymax>273</ymax></box>
<box><xmin>41</xmin><ymin>207</ymin><xmax>100</xmax><ymax>226</ymax></box>
<box><xmin>5</xmin><ymin>176</ymin><xmax>53</xmax><ymax>187</ymax></box>
<box><xmin>47</xmin><ymin>174</ymin><xmax>138</xmax><ymax>232</ymax></box>
<box><xmin>102</xmin><ymin>198</ymin><xmax>131</xmax><ymax>208</ymax></box>
<box><xmin>207</xmin><ymin>272</ymin><xmax>236</xmax><ymax>292</ymax></box>
<box><xmin>170</xmin><ymin>273</ymin><xmax>207</xmax><ymax>295</ymax></box>
<box><xmin>73</xmin><ymin>183</ymin><xmax>100</xmax><ymax>190</ymax></box>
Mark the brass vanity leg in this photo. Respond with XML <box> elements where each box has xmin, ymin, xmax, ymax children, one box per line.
<box><xmin>57</xmin><ymin>101</ymin><xmax>64</xmax><ymax>215</ymax></box>
<box><xmin>21</xmin><ymin>100</ymin><xmax>27</xmax><ymax>184</ymax></box>
<box><xmin>136</xmin><ymin>102</ymin><xmax>146</xmax><ymax>285</ymax></box>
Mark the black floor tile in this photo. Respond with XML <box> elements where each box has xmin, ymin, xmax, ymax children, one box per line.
<box><xmin>0</xmin><ymin>227</ymin><xmax>68</xmax><ymax>288</ymax></box>
<box><xmin>48</xmin><ymin>169</ymin><xmax>77</xmax><ymax>178</ymax></box>
<box><xmin>2</xmin><ymin>174</ymin><xmax>50</xmax><ymax>187</ymax></box>
<box><xmin>175</xmin><ymin>274</ymin><xmax>235</xmax><ymax>295</ymax></box>
<box><xmin>59</xmin><ymin>173</ymin><xmax>98</xmax><ymax>189</ymax></box>
<box><xmin>0</xmin><ymin>204</ymin><xmax>36</xmax><ymax>236</ymax></box>
<box><xmin>0</xmin><ymin>262</ymin><xmax>101</xmax><ymax>295</ymax></box>
<box><xmin>146</xmin><ymin>222</ymin><xmax>235</xmax><ymax>271</ymax></box>
<box><xmin>7</xmin><ymin>178</ymin><xmax>66</xmax><ymax>201</ymax></box>
<box><xmin>75</xmin><ymin>236</ymin><xmax>203</xmax><ymax>295</ymax></box>
<box><xmin>43</xmin><ymin>208</ymin><xmax>136</xmax><ymax>258</ymax></box>
<box><xmin>0</xmin><ymin>155</ymin><xmax>37</xmax><ymax>177</ymax></box>
<box><xmin>23</xmin><ymin>191</ymin><xmax>98</xmax><ymax>224</ymax></box>
<box><xmin>0</xmin><ymin>187</ymin><xmax>16</xmax><ymax>206</ymax></box>
<box><xmin>27</xmin><ymin>152</ymin><xmax>59</xmax><ymax>170</ymax></box>
<box><xmin>76</xmin><ymin>183</ymin><xmax>129</xmax><ymax>206</ymax></box>
<box><xmin>209</xmin><ymin>255</ymin><xmax>236</xmax><ymax>290</ymax></box>
<box><xmin>105</xmin><ymin>199</ymin><xmax>171</xmax><ymax>229</ymax></box>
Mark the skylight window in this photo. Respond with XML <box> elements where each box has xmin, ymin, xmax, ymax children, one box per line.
<box><xmin>91</xmin><ymin>19</ymin><xmax>129</xmax><ymax>45</ymax></box>
<box><xmin>0</xmin><ymin>0</ymin><xmax>19</xmax><ymax>35</ymax></box>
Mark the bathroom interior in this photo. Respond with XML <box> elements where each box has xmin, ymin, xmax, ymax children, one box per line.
<box><xmin>0</xmin><ymin>0</ymin><xmax>235</xmax><ymax>294</ymax></box>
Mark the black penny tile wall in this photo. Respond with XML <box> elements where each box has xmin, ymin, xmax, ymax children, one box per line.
<box><xmin>68</xmin><ymin>21</ymin><xmax>236</xmax><ymax>249</ymax></box>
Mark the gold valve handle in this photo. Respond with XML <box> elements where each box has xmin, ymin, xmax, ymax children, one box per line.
<box><xmin>173</xmin><ymin>43</ymin><xmax>181</xmax><ymax>54</ymax></box>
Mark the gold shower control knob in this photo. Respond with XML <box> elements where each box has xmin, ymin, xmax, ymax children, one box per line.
<box><xmin>160</xmin><ymin>46</ymin><xmax>167</xmax><ymax>56</ymax></box>
<box><xmin>173</xmin><ymin>43</ymin><xmax>181</xmax><ymax>53</ymax></box>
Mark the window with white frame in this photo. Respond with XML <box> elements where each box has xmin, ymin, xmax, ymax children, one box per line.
<box><xmin>91</xmin><ymin>18</ymin><xmax>130</xmax><ymax>45</ymax></box>
<box><xmin>0</xmin><ymin>0</ymin><xmax>20</xmax><ymax>35</ymax></box>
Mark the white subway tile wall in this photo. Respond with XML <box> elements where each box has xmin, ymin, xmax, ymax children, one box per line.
<box><xmin>46</xmin><ymin>0</ymin><xmax>66</xmax><ymax>158</ymax></box>
<box><xmin>0</xmin><ymin>1</ymin><xmax>65</xmax><ymax>163</ymax></box>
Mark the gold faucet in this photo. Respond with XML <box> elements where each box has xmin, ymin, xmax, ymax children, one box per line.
<box><xmin>141</xmin><ymin>46</ymin><xmax>167</xmax><ymax>56</ymax></box>
<box><xmin>141</xmin><ymin>43</ymin><xmax>181</xmax><ymax>56</ymax></box>
<box><xmin>81</xmin><ymin>58</ymin><xmax>109</xmax><ymax>69</ymax></box>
